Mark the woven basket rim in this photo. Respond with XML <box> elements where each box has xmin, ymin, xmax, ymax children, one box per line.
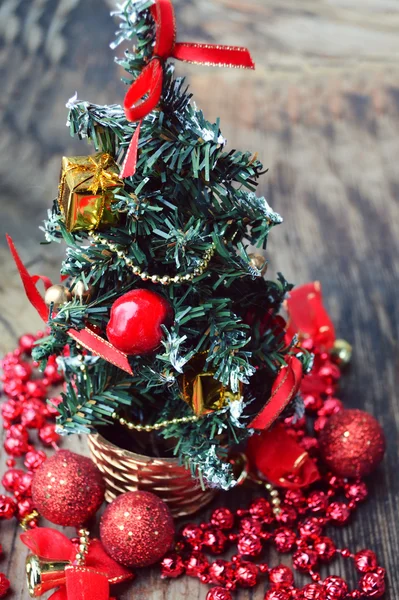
<box><xmin>88</xmin><ymin>432</ymin><xmax>182</xmax><ymax>465</ymax></box>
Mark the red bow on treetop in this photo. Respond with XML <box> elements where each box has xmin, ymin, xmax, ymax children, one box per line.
<box><xmin>21</xmin><ymin>527</ymin><xmax>133</xmax><ymax>600</ymax></box>
<box><xmin>120</xmin><ymin>0</ymin><xmax>255</xmax><ymax>178</ymax></box>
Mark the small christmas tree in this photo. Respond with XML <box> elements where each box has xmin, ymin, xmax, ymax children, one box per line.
<box><xmin>17</xmin><ymin>0</ymin><xmax>311</xmax><ymax>489</ymax></box>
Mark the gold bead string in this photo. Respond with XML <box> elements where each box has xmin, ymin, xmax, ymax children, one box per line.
<box><xmin>20</xmin><ymin>510</ymin><xmax>40</xmax><ymax>531</ymax></box>
<box><xmin>232</xmin><ymin>454</ymin><xmax>282</xmax><ymax>516</ymax></box>
<box><xmin>112</xmin><ymin>411</ymin><xmax>201</xmax><ymax>432</ymax></box>
<box><xmin>89</xmin><ymin>231</ymin><xmax>216</xmax><ymax>285</ymax></box>
<box><xmin>75</xmin><ymin>528</ymin><xmax>90</xmax><ymax>566</ymax></box>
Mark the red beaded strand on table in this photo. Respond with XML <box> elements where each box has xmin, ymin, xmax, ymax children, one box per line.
<box><xmin>0</xmin><ymin>332</ymin><xmax>63</xmax><ymax>597</ymax></box>
<box><xmin>160</xmin><ymin>339</ymin><xmax>386</xmax><ymax>600</ymax></box>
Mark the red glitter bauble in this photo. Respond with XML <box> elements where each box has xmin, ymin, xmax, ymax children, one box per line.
<box><xmin>318</xmin><ymin>409</ymin><xmax>385</xmax><ymax>478</ymax></box>
<box><xmin>209</xmin><ymin>559</ymin><xmax>235</xmax><ymax>586</ymax></box>
<box><xmin>32</xmin><ymin>450</ymin><xmax>105</xmax><ymax>527</ymax></box>
<box><xmin>249</xmin><ymin>497</ymin><xmax>273</xmax><ymax>521</ymax></box>
<box><xmin>202</xmin><ymin>528</ymin><xmax>227</xmax><ymax>555</ymax></box>
<box><xmin>323</xmin><ymin>576</ymin><xmax>348</xmax><ymax>600</ymax></box>
<box><xmin>100</xmin><ymin>491</ymin><xmax>174</xmax><ymax>568</ymax></box>
<box><xmin>206</xmin><ymin>587</ymin><xmax>232</xmax><ymax>600</ymax></box>
<box><xmin>326</xmin><ymin>502</ymin><xmax>350</xmax><ymax>525</ymax></box>
<box><xmin>106</xmin><ymin>289</ymin><xmax>173</xmax><ymax>355</ymax></box>
<box><xmin>359</xmin><ymin>572</ymin><xmax>385</xmax><ymax>598</ymax></box>
<box><xmin>293</xmin><ymin>549</ymin><xmax>318</xmax><ymax>572</ymax></box>
<box><xmin>185</xmin><ymin>552</ymin><xmax>209</xmax><ymax>577</ymax></box>
<box><xmin>354</xmin><ymin>549</ymin><xmax>378</xmax><ymax>573</ymax></box>
<box><xmin>274</xmin><ymin>527</ymin><xmax>297</xmax><ymax>553</ymax></box>
<box><xmin>314</xmin><ymin>537</ymin><xmax>336</xmax><ymax>562</ymax></box>
<box><xmin>269</xmin><ymin>564</ymin><xmax>294</xmax><ymax>587</ymax></box>
<box><xmin>38</xmin><ymin>423</ymin><xmax>60</xmax><ymax>447</ymax></box>
<box><xmin>181</xmin><ymin>523</ymin><xmax>204</xmax><ymax>548</ymax></box>
<box><xmin>0</xmin><ymin>573</ymin><xmax>10</xmax><ymax>598</ymax></box>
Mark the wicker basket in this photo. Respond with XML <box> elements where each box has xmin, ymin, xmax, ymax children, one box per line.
<box><xmin>87</xmin><ymin>433</ymin><xmax>216</xmax><ymax>518</ymax></box>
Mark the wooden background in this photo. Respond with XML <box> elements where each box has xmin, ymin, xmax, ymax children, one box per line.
<box><xmin>0</xmin><ymin>0</ymin><xmax>398</xmax><ymax>598</ymax></box>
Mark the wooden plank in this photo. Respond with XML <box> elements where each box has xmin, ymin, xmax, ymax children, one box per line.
<box><xmin>0</xmin><ymin>0</ymin><xmax>398</xmax><ymax>598</ymax></box>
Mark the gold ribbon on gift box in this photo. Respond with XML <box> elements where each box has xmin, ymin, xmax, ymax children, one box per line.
<box><xmin>58</xmin><ymin>152</ymin><xmax>123</xmax><ymax>232</ymax></box>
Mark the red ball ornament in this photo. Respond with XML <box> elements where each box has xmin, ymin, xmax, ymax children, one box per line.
<box><xmin>235</xmin><ymin>561</ymin><xmax>258</xmax><ymax>588</ymax></box>
<box><xmin>269</xmin><ymin>564</ymin><xmax>294</xmax><ymax>587</ymax></box>
<box><xmin>160</xmin><ymin>554</ymin><xmax>185</xmax><ymax>579</ymax></box>
<box><xmin>211</xmin><ymin>507</ymin><xmax>235</xmax><ymax>530</ymax></box>
<box><xmin>264</xmin><ymin>589</ymin><xmax>292</xmax><ymax>600</ymax></box>
<box><xmin>32</xmin><ymin>450</ymin><xmax>105</xmax><ymax>527</ymax></box>
<box><xmin>323</xmin><ymin>576</ymin><xmax>348</xmax><ymax>600</ymax></box>
<box><xmin>274</xmin><ymin>527</ymin><xmax>297</xmax><ymax>553</ymax></box>
<box><xmin>206</xmin><ymin>587</ymin><xmax>232</xmax><ymax>600</ymax></box>
<box><xmin>24</xmin><ymin>450</ymin><xmax>47</xmax><ymax>472</ymax></box>
<box><xmin>293</xmin><ymin>549</ymin><xmax>318</xmax><ymax>572</ymax></box>
<box><xmin>185</xmin><ymin>552</ymin><xmax>209</xmax><ymax>577</ymax></box>
<box><xmin>38</xmin><ymin>423</ymin><xmax>60</xmax><ymax>447</ymax></box>
<box><xmin>299</xmin><ymin>584</ymin><xmax>326</xmax><ymax>600</ymax></box>
<box><xmin>314</xmin><ymin>537</ymin><xmax>336</xmax><ymax>562</ymax></box>
<box><xmin>237</xmin><ymin>533</ymin><xmax>263</xmax><ymax>557</ymax></box>
<box><xmin>202</xmin><ymin>528</ymin><xmax>227</xmax><ymax>555</ymax></box>
<box><xmin>106</xmin><ymin>289</ymin><xmax>173</xmax><ymax>355</ymax></box>
<box><xmin>249</xmin><ymin>497</ymin><xmax>273</xmax><ymax>521</ymax></box>
<box><xmin>318</xmin><ymin>409</ymin><xmax>385</xmax><ymax>478</ymax></box>
<box><xmin>359</xmin><ymin>572</ymin><xmax>385</xmax><ymax>598</ymax></box>
<box><xmin>181</xmin><ymin>523</ymin><xmax>203</xmax><ymax>548</ymax></box>
<box><xmin>354</xmin><ymin>549</ymin><xmax>378</xmax><ymax>573</ymax></box>
<box><xmin>209</xmin><ymin>559</ymin><xmax>235</xmax><ymax>586</ymax></box>
<box><xmin>326</xmin><ymin>502</ymin><xmax>350</xmax><ymax>525</ymax></box>
<box><xmin>19</xmin><ymin>333</ymin><xmax>37</xmax><ymax>353</ymax></box>
<box><xmin>0</xmin><ymin>495</ymin><xmax>16</xmax><ymax>520</ymax></box>
<box><xmin>100</xmin><ymin>491</ymin><xmax>174</xmax><ymax>568</ymax></box>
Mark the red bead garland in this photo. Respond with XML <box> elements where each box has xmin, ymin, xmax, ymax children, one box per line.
<box><xmin>159</xmin><ymin>340</ymin><xmax>387</xmax><ymax>599</ymax></box>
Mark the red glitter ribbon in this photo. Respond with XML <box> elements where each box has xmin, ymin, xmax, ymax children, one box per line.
<box><xmin>21</xmin><ymin>527</ymin><xmax>133</xmax><ymax>600</ymax></box>
<box><xmin>120</xmin><ymin>0</ymin><xmax>255</xmax><ymax>178</ymax></box>
<box><xmin>6</xmin><ymin>235</ymin><xmax>133</xmax><ymax>375</ymax></box>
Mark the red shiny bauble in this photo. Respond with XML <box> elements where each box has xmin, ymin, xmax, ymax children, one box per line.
<box><xmin>202</xmin><ymin>528</ymin><xmax>227</xmax><ymax>555</ymax></box>
<box><xmin>210</xmin><ymin>507</ymin><xmax>235</xmax><ymax>530</ymax></box>
<box><xmin>24</xmin><ymin>450</ymin><xmax>47</xmax><ymax>472</ymax></box>
<box><xmin>359</xmin><ymin>571</ymin><xmax>385</xmax><ymax>598</ymax></box>
<box><xmin>160</xmin><ymin>554</ymin><xmax>185</xmax><ymax>579</ymax></box>
<box><xmin>0</xmin><ymin>573</ymin><xmax>10</xmax><ymax>598</ymax></box>
<box><xmin>249</xmin><ymin>497</ymin><xmax>273</xmax><ymax>521</ymax></box>
<box><xmin>264</xmin><ymin>589</ymin><xmax>292</xmax><ymax>600</ymax></box>
<box><xmin>239</xmin><ymin>517</ymin><xmax>262</xmax><ymax>536</ymax></box>
<box><xmin>326</xmin><ymin>502</ymin><xmax>350</xmax><ymax>525</ymax></box>
<box><xmin>299</xmin><ymin>584</ymin><xmax>326</xmax><ymax>599</ymax></box>
<box><xmin>19</xmin><ymin>333</ymin><xmax>37</xmax><ymax>354</ymax></box>
<box><xmin>32</xmin><ymin>450</ymin><xmax>105</xmax><ymax>527</ymax></box>
<box><xmin>100</xmin><ymin>491</ymin><xmax>174</xmax><ymax>568</ymax></box>
<box><xmin>269</xmin><ymin>564</ymin><xmax>294</xmax><ymax>587</ymax></box>
<box><xmin>318</xmin><ymin>410</ymin><xmax>385</xmax><ymax>478</ymax></box>
<box><xmin>354</xmin><ymin>549</ymin><xmax>378</xmax><ymax>573</ymax></box>
<box><xmin>185</xmin><ymin>552</ymin><xmax>209</xmax><ymax>577</ymax></box>
<box><xmin>0</xmin><ymin>495</ymin><xmax>16</xmax><ymax>520</ymax></box>
<box><xmin>25</xmin><ymin>380</ymin><xmax>47</xmax><ymax>399</ymax></box>
<box><xmin>293</xmin><ymin>549</ymin><xmax>318</xmax><ymax>572</ymax></box>
<box><xmin>21</xmin><ymin>399</ymin><xmax>45</xmax><ymax>429</ymax></box>
<box><xmin>344</xmin><ymin>482</ymin><xmax>368</xmax><ymax>503</ymax></box>
<box><xmin>106</xmin><ymin>289</ymin><xmax>173</xmax><ymax>355</ymax></box>
<box><xmin>323</xmin><ymin>576</ymin><xmax>348</xmax><ymax>600</ymax></box>
<box><xmin>298</xmin><ymin>518</ymin><xmax>323</xmax><ymax>539</ymax></box>
<box><xmin>38</xmin><ymin>423</ymin><xmax>60</xmax><ymax>446</ymax></box>
<box><xmin>276</xmin><ymin>506</ymin><xmax>297</xmax><ymax>527</ymax></box>
<box><xmin>209</xmin><ymin>559</ymin><xmax>235</xmax><ymax>586</ymax></box>
<box><xmin>181</xmin><ymin>523</ymin><xmax>204</xmax><ymax>548</ymax></box>
<box><xmin>307</xmin><ymin>491</ymin><xmax>328</xmax><ymax>514</ymax></box>
<box><xmin>1</xmin><ymin>399</ymin><xmax>22</xmax><ymax>422</ymax></box>
<box><xmin>237</xmin><ymin>533</ymin><xmax>263</xmax><ymax>557</ymax></box>
<box><xmin>17</xmin><ymin>498</ymin><xmax>35</xmax><ymax>520</ymax></box>
<box><xmin>314</xmin><ymin>537</ymin><xmax>336</xmax><ymax>562</ymax></box>
<box><xmin>274</xmin><ymin>527</ymin><xmax>297</xmax><ymax>553</ymax></box>
<box><xmin>206</xmin><ymin>587</ymin><xmax>232</xmax><ymax>600</ymax></box>
<box><xmin>235</xmin><ymin>561</ymin><xmax>258</xmax><ymax>588</ymax></box>
<box><xmin>2</xmin><ymin>469</ymin><xmax>24</xmax><ymax>493</ymax></box>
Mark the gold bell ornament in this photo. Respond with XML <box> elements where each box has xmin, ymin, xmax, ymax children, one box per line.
<box><xmin>26</xmin><ymin>554</ymin><xmax>70</xmax><ymax>598</ymax></box>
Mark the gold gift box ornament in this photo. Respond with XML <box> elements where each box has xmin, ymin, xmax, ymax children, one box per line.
<box><xmin>181</xmin><ymin>353</ymin><xmax>243</xmax><ymax>417</ymax></box>
<box><xmin>58</xmin><ymin>152</ymin><xmax>123</xmax><ymax>232</ymax></box>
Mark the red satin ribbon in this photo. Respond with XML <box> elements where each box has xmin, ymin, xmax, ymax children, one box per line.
<box><xmin>285</xmin><ymin>281</ymin><xmax>336</xmax><ymax>350</ymax></box>
<box><xmin>121</xmin><ymin>0</ymin><xmax>255</xmax><ymax>178</ymax></box>
<box><xmin>248</xmin><ymin>355</ymin><xmax>303</xmax><ymax>431</ymax></box>
<box><xmin>6</xmin><ymin>235</ymin><xmax>133</xmax><ymax>375</ymax></box>
<box><xmin>20</xmin><ymin>527</ymin><xmax>133</xmax><ymax>600</ymax></box>
<box><xmin>247</xmin><ymin>423</ymin><xmax>320</xmax><ymax>489</ymax></box>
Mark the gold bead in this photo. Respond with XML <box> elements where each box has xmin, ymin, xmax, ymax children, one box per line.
<box><xmin>265</xmin><ymin>483</ymin><xmax>273</xmax><ymax>491</ymax></box>
<box><xmin>79</xmin><ymin>544</ymin><xmax>87</xmax><ymax>553</ymax></box>
<box><xmin>120</xmin><ymin>418</ymin><xmax>126</xmax><ymax>426</ymax></box>
<box><xmin>145</xmin><ymin>425</ymin><xmax>152</xmax><ymax>432</ymax></box>
<box><xmin>128</xmin><ymin>422</ymin><xmax>134</xmax><ymax>430</ymax></box>
<box><xmin>331</xmin><ymin>339</ymin><xmax>353</xmax><ymax>367</ymax></box>
<box><xmin>76</xmin><ymin>553</ymin><xmax>85</xmax><ymax>562</ymax></box>
<box><xmin>151</xmin><ymin>275</ymin><xmax>160</xmax><ymax>283</ymax></box>
<box><xmin>117</xmin><ymin>250</ymin><xmax>125</xmax><ymax>258</ymax></box>
<box><xmin>249</xmin><ymin>253</ymin><xmax>268</xmax><ymax>276</ymax></box>
<box><xmin>125</xmin><ymin>258</ymin><xmax>133</xmax><ymax>266</ymax></box>
<box><xmin>132</xmin><ymin>266</ymin><xmax>141</xmax><ymax>275</ymax></box>
<box><xmin>161</xmin><ymin>276</ymin><xmax>170</xmax><ymax>285</ymax></box>
<box><xmin>272</xmin><ymin>498</ymin><xmax>281</xmax><ymax>506</ymax></box>
<box><xmin>140</xmin><ymin>272</ymin><xmax>149</xmax><ymax>281</ymax></box>
<box><xmin>172</xmin><ymin>276</ymin><xmax>180</xmax><ymax>283</ymax></box>
<box><xmin>44</xmin><ymin>284</ymin><xmax>72</xmax><ymax>307</ymax></box>
<box><xmin>184</xmin><ymin>274</ymin><xmax>192</xmax><ymax>281</ymax></box>
<box><xmin>112</xmin><ymin>412</ymin><xmax>117</xmax><ymax>419</ymax></box>
<box><xmin>270</xmin><ymin>489</ymin><xmax>279</xmax><ymax>498</ymax></box>
<box><xmin>109</xmin><ymin>244</ymin><xmax>117</xmax><ymax>251</ymax></box>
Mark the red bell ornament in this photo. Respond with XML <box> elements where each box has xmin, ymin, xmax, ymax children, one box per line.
<box><xmin>106</xmin><ymin>289</ymin><xmax>173</xmax><ymax>355</ymax></box>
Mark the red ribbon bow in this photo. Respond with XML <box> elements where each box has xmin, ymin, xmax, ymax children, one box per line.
<box><xmin>21</xmin><ymin>527</ymin><xmax>133</xmax><ymax>600</ymax></box>
<box><xmin>247</xmin><ymin>423</ymin><xmax>320</xmax><ymax>489</ymax></box>
<box><xmin>6</xmin><ymin>235</ymin><xmax>133</xmax><ymax>375</ymax></box>
<box><xmin>120</xmin><ymin>0</ymin><xmax>255</xmax><ymax>178</ymax></box>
